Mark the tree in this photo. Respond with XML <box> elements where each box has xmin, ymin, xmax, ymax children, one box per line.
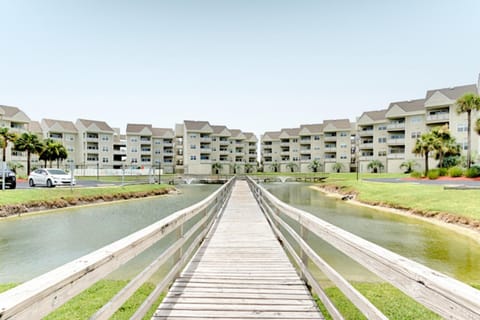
<box><xmin>40</xmin><ymin>140</ymin><xmax>68</xmax><ymax>168</ymax></box>
<box><xmin>367</xmin><ymin>160</ymin><xmax>384</xmax><ymax>173</ymax></box>
<box><xmin>14</xmin><ymin>132</ymin><xmax>44</xmax><ymax>174</ymax></box>
<box><xmin>244</xmin><ymin>163</ymin><xmax>254</xmax><ymax>174</ymax></box>
<box><xmin>456</xmin><ymin>93</ymin><xmax>480</xmax><ymax>168</ymax></box>
<box><xmin>308</xmin><ymin>160</ymin><xmax>322</xmax><ymax>173</ymax></box>
<box><xmin>476</xmin><ymin>118</ymin><xmax>480</xmax><ymax>135</ymax></box>
<box><xmin>413</xmin><ymin>132</ymin><xmax>436</xmax><ymax>176</ymax></box>
<box><xmin>430</xmin><ymin>125</ymin><xmax>461</xmax><ymax>168</ymax></box>
<box><xmin>212</xmin><ymin>162</ymin><xmax>222</xmax><ymax>175</ymax></box>
<box><xmin>399</xmin><ymin>160</ymin><xmax>419</xmax><ymax>173</ymax></box>
<box><xmin>270</xmin><ymin>161</ymin><xmax>280</xmax><ymax>173</ymax></box>
<box><xmin>332</xmin><ymin>162</ymin><xmax>344</xmax><ymax>173</ymax></box>
<box><xmin>7</xmin><ymin>161</ymin><xmax>23</xmax><ymax>174</ymax></box>
<box><xmin>286</xmin><ymin>162</ymin><xmax>297</xmax><ymax>173</ymax></box>
<box><xmin>0</xmin><ymin>127</ymin><xmax>17</xmax><ymax>162</ymax></box>
<box><xmin>233</xmin><ymin>164</ymin><xmax>242</xmax><ymax>174</ymax></box>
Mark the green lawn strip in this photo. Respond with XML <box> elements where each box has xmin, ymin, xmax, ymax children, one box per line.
<box><xmin>0</xmin><ymin>283</ymin><xmax>17</xmax><ymax>293</ymax></box>
<box><xmin>0</xmin><ymin>184</ymin><xmax>171</xmax><ymax>206</ymax></box>
<box><xmin>45</xmin><ymin>280</ymin><xmax>164</xmax><ymax>320</ymax></box>
<box><xmin>322</xmin><ymin>174</ymin><xmax>480</xmax><ymax>221</ymax></box>
<box><xmin>315</xmin><ymin>282</ymin><xmax>440</xmax><ymax>320</ymax></box>
<box><xmin>77</xmin><ymin>174</ymin><xmax>176</xmax><ymax>183</ymax></box>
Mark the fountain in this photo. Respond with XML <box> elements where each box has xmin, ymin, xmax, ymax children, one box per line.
<box><xmin>278</xmin><ymin>176</ymin><xmax>289</xmax><ymax>183</ymax></box>
<box><xmin>184</xmin><ymin>177</ymin><xmax>195</xmax><ymax>185</ymax></box>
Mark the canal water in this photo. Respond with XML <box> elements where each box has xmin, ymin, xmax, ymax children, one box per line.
<box><xmin>264</xmin><ymin>182</ymin><xmax>480</xmax><ymax>285</ymax></box>
<box><xmin>0</xmin><ymin>185</ymin><xmax>219</xmax><ymax>283</ymax></box>
<box><xmin>1</xmin><ymin>182</ymin><xmax>479</xmax><ymax>286</ymax></box>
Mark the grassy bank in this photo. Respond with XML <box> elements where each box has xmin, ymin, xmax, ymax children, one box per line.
<box><xmin>321</xmin><ymin>173</ymin><xmax>480</xmax><ymax>222</ymax></box>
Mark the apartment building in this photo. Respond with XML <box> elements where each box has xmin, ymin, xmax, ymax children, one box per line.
<box><xmin>175</xmin><ymin>120</ymin><xmax>258</xmax><ymax>175</ymax></box>
<box><xmin>75</xmin><ymin>119</ymin><xmax>115</xmax><ymax>169</ymax></box>
<box><xmin>357</xmin><ymin>110</ymin><xmax>388</xmax><ymax>173</ymax></box>
<box><xmin>40</xmin><ymin>119</ymin><xmax>79</xmax><ymax>167</ymax></box>
<box><xmin>126</xmin><ymin>124</ymin><xmax>175</xmax><ymax>173</ymax></box>
<box><xmin>261</xmin><ymin>119</ymin><xmax>354</xmax><ymax>173</ymax></box>
<box><xmin>0</xmin><ymin>105</ymin><xmax>31</xmax><ymax>167</ymax></box>
<box><xmin>112</xmin><ymin>128</ymin><xmax>126</xmax><ymax>169</ymax></box>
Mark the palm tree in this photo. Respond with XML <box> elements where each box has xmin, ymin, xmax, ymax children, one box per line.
<box><xmin>367</xmin><ymin>160</ymin><xmax>384</xmax><ymax>173</ymax></box>
<box><xmin>456</xmin><ymin>93</ymin><xmax>480</xmax><ymax>168</ymax></box>
<box><xmin>40</xmin><ymin>139</ymin><xmax>68</xmax><ymax>168</ymax></box>
<box><xmin>212</xmin><ymin>162</ymin><xmax>223</xmax><ymax>175</ymax></box>
<box><xmin>7</xmin><ymin>161</ymin><xmax>23</xmax><ymax>174</ymax></box>
<box><xmin>244</xmin><ymin>163</ymin><xmax>253</xmax><ymax>174</ymax></box>
<box><xmin>413</xmin><ymin>132</ymin><xmax>436</xmax><ymax>176</ymax></box>
<box><xmin>399</xmin><ymin>160</ymin><xmax>419</xmax><ymax>173</ymax></box>
<box><xmin>286</xmin><ymin>162</ymin><xmax>297</xmax><ymax>173</ymax></box>
<box><xmin>0</xmin><ymin>127</ymin><xmax>18</xmax><ymax>162</ymax></box>
<box><xmin>332</xmin><ymin>162</ymin><xmax>344</xmax><ymax>173</ymax></box>
<box><xmin>14</xmin><ymin>132</ymin><xmax>44</xmax><ymax>174</ymax></box>
<box><xmin>430</xmin><ymin>125</ymin><xmax>461</xmax><ymax>168</ymax></box>
<box><xmin>270</xmin><ymin>161</ymin><xmax>280</xmax><ymax>173</ymax></box>
<box><xmin>476</xmin><ymin>118</ymin><xmax>480</xmax><ymax>135</ymax></box>
<box><xmin>308</xmin><ymin>160</ymin><xmax>322</xmax><ymax>173</ymax></box>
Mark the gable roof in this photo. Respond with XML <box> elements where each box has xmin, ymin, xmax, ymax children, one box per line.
<box><xmin>281</xmin><ymin>128</ymin><xmax>300</xmax><ymax>137</ymax></box>
<box><xmin>184</xmin><ymin>120</ymin><xmax>212</xmax><ymax>132</ymax></box>
<box><xmin>299</xmin><ymin>124</ymin><xmax>323</xmax><ymax>134</ymax></box>
<box><xmin>243</xmin><ymin>132</ymin><xmax>258</xmax><ymax>142</ymax></box>
<box><xmin>77</xmin><ymin>119</ymin><xmax>114</xmax><ymax>132</ymax></box>
<box><xmin>42</xmin><ymin>118</ymin><xmax>78</xmax><ymax>132</ymax></box>
<box><xmin>28</xmin><ymin>121</ymin><xmax>43</xmax><ymax>134</ymax></box>
<box><xmin>151</xmin><ymin>127</ymin><xmax>174</xmax><ymax>138</ymax></box>
<box><xmin>363</xmin><ymin>109</ymin><xmax>388</xmax><ymax>121</ymax></box>
<box><xmin>211</xmin><ymin>125</ymin><xmax>231</xmax><ymax>136</ymax></box>
<box><xmin>262</xmin><ymin>131</ymin><xmax>281</xmax><ymax>141</ymax></box>
<box><xmin>425</xmin><ymin>84</ymin><xmax>477</xmax><ymax>100</ymax></box>
<box><xmin>388</xmin><ymin>99</ymin><xmax>425</xmax><ymax>112</ymax></box>
<box><xmin>323</xmin><ymin>119</ymin><xmax>351</xmax><ymax>131</ymax></box>
<box><xmin>0</xmin><ymin>105</ymin><xmax>31</xmax><ymax>122</ymax></box>
<box><xmin>126</xmin><ymin>123</ymin><xmax>153</xmax><ymax>134</ymax></box>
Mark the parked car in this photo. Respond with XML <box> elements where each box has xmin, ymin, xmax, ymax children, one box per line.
<box><xmin>28</xmin><ymin>168</ymin><xmax>76</xmax><ymax>187</ymax></box>
<box><xmin>0</xmin><ymin>167</ymin><xmax>16</xmax><ymax>189</ymax></box>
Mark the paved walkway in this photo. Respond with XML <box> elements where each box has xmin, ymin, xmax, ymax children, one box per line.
<box><xmin>153</xmin><ymin>180</ymin><xmax>323</xmax><ymax>319</ymax></box>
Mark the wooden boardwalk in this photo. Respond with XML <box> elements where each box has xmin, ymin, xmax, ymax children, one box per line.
<box><xmin>153</xmin><ymin>180</ymin><xmax>323</xmax><ymax>319</ymax></box>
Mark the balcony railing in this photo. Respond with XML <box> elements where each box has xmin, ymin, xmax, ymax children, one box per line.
<box><xmin>387</xmin><ymin>123</ymin><xmax>405</xmax><ymax>130</ymax></box>
<box><xmin>387</xmin><ymin>153</ymin><xmax>405</xmax><ymax>159</ymax></box>
<box><xmin>387</xmin><ymin>138</ymin><xmax>405</xmax><ymax>145</ymax></box>
<box><xmin>426</xmin><ymin>113</ymin><xmax>449</xmax><ymax>122</ymax></box>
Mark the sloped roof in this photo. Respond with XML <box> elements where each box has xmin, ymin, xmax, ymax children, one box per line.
<box><xmin>0</xmin><ymin>105</ymin><xmax>31</xmax><ymax>122</ymax></box>
<box><xmin>211</xmin><ymin>125</ymin><xmax>231</xmax><ymax>136</ymax></box>
<box><xmin>262</xmin><ymin>131</ymin><xmax>281</xmax><ymax>140</ymax></box>
<box><xmin>425</xmin><ymin>84</ymin><xmax>477</xmax><ymax>100</ymax></box>
<box><xmin>281</xmin><ymin>128</ymin><xmax>300</xmax><ymax>137</ymax></box>
<box><xmin>388</xmin><ymin>99</ymin><xmax>425</xmax><ymax>112</ymax></box>
<box><xmin>299</xmin><ymin>123</ymin><xmax>324</xmax><ymax>134</ymax></box>
<box><xmin>43</xmin><ymin>118</ymin><xmax>78</xmax><ymax>132</ymax></box>
<box><xmin>77</xmin><ymin>119</ymin><xmax>114</xmax><ymax>132</ymax></box>
<box><xmin>243</xmin><ymin>132</ymin><xmax>258</xmax><ymax>142</ymax></box>
<box><xmin>28</xmin><ymin>121</ymin><xmax>43</xmax><ymax>134</ymax></box>
<box><xmin>362</xmin><ymin>109</ymin><xmax>388</xmax><ymax>121</ymax></box>
<box><xmin>184</xmin><ymin>120</ymin><xmax>211</xmax><ymax>131</ymax></box>
<box><xmin>229</xmin><ymin>129</ymin><xmax>244</xmax><ymax>139</ymax></box>
<box><xmin>151</xmin><ymin>127</ymin><xmax>174</xmax><ymax>138</ymax></box>
<box><xmin>126</xmin><ymin>123</ymin><xmax>152</xmax><ymax>133</ymax></box>
<box><xmin>323</xmin><ymin>119</ymin><xmax>351</xmax><ymax>131</ymax></box>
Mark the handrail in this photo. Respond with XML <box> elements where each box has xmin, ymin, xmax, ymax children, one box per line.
<box><xmin>0</xmin><ymin>178</ymin><xmax>235</xmax><ymax>320</ymax></box>
<box><xmin>247</xmin><ymin>177</ymin><xmax>480</xmax><ymax>320</ymax></box>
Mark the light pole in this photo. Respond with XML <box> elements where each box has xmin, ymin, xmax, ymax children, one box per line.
<box><xmin>158</xmin><ymin>162</ymin><xmax>162</xmax><ymax>184</ymax></box>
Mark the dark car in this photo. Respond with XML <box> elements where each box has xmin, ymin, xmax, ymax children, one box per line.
<box><xmin>0</xmin><ymin>167</ymin><xmax>17</xmax><ymax>189</ymax></box>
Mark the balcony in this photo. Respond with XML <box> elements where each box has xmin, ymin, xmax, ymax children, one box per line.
<box><xmin>426</xmin><ymin>113</ymin><xmax>449</xmax><ymax>123</ymax></box>
<box><xmin>387</xmin><ymin>138</ymin><xmax>405</xmax><ymax>145</ymax></box>
<box><xmin>324</xmin><ymin>157</ymin><xmax>336</xmax><ymax>162</ymax></box>
<box><xmin>387</xmin><ymin>123</ymin><xmax>405</xmax><ymax>131</ymax></box>
<box><xmin>387</xmin><ymin>153</ymin><xmax>405</xmax><ymax>159</ymax></box>
<box><xmin>281</xmin><ymin>150</ymin><xmax>290</xmax><ymax>156</ymax></box>
<box><xmin>359</xmin><ymin>143</ymin><xmax>373</xmax><ymax>149</ymax></box>
<box><xmin>324</xmin><ymin>135</ymin><xmax>337</xmax><ymax>142</ymax></box>
<box><xmin>359</xmin><ymin>156</ymin><xmax>374</xmax><ymax>161</ymax></box>
<box><xmin>358</xmin><ymin>129</ymin><xmax>374</xmax><ymax>137</ymax></box>
<box><xmin>324</xmin><ymin>147</ymin><xmax>337</xmax><ymax>152</ymax></box>
<box><xmin>200</xmin><ymin>137</ymin><xmax>211</xmax><ymax>142</ymax></box>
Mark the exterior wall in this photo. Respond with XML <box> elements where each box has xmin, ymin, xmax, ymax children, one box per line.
<box><xmin>183</xmin><ymin>130</ymin><xmax>212</xmax><ymax>175</ymax></box>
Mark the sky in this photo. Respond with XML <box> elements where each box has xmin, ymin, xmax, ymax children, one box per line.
<box><xmin>1</xmin><ymin>0</ymin><xmax>479</xmax><ymax>139</ymax></box>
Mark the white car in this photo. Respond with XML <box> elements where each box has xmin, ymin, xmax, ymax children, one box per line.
<box><xmin>28</xmin><ymin>168</ymin><xmax>76</xmax><ymax>188</ymax></box>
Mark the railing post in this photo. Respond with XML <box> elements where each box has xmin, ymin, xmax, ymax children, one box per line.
<box><xmin>299</xmin><ymin>223</ymin><xmax>309</xmax><ymax>283</ymax></box>
<box><xmin>175</xmin><ymin>221</ymin><xmax>184</xmax><ymax>277</ymax></box>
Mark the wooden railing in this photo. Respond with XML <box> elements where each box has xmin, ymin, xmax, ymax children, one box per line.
<box><xmin>247</xmin><ymin>177</ymin><xmax>480</xmax><ymax>320</ymax></box>
<box><xmin>0</xmin><ymin>178</ymin><xmax>235</xmax><ymax>320</ymax></box>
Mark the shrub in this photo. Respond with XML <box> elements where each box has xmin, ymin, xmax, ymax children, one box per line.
<box><xmin>465</xmin><ymin>166</ymin><xmax>480</xmax><ymax>178</ymax></box>
<box><xmin>438</xmin><ymin>168</ymin><xmax>448</xmax><ymax>176</ymax></box>
<box><xmin>448</xmin><ymin>166</ymin><xmax>464</xmax><ymax>177</ymax></box>
<box><xmin>427</xmin><ymin>169</ymin><xmax>440</xmax><ymax>180</ymax></box>
<box><xmin>410</xmin><ymin>171</ymin><xmax>422</xmax><ymax>178</ymax></box>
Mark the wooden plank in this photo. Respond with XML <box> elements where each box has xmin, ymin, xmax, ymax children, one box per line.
<box><xmin>155</xmin><ymin>181</ymin><xmax>323</xmax><ymax>319</ymax></box>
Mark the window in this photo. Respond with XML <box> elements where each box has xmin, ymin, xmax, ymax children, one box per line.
<box><xmin>378</xmin><ymin>137</ymin><xmax>386</xmax><ymax>143</ymax></box>
<box><xmin>131</xmin><ymin>148</ymin><xmax>137</xmax><ymax>153</ymax></box>
<box><xmin>378</xmin><ymin>126</ymin><xmax>387</xmax><ymax>131</ymax></box>
<box><xmin>102</xmin><ymin>136</ymin><xmax>109</xmax><ymax>141</ymax></box>
<box><xmin>131</xmin><ymin>158</ymin><xmax>138</xmax><ymax>163</ymax></box>
<box><xmin>457</xmin><ymin>123</ymin><xmax>468</xmax><ymax>133</ymax></box>
<box><xmin>340</xmin><ymin>143</ymin><xmax>347</xmax><ymax>148</ymax></box>
<box><xmin>67</xmin><ymin>147</ymin><xmax>74</xmax><ymax>152</ymax></box>
<box><xmin>314</xmin><ymin>135</ymin><xmax>320</xmax><ymax>140</ymax></box>
<box><xmin>154</xmin><ymin>140</ymin><xmax>161</xmax><ymax>145</ymax></box>
<box><xmin>314</xmin><ymin>146</ymin><xmax>321</xmax><ymax>150</ymax></box>
<box><xmin>190</xmin><ymin>155</ymin><xmax>197</xmax><ymax>160</ymax></box>
<box><xmin>102</xmin><ymin>146</ymin><xmax>109</xmax><ymax>152</ymax></box>
<box><xmin>155</xmin><ymin>149</ymin><xmax>161</xmax><ymax>154</ymax></box>
<box><xmin>291</xmin><ymin>138</ymin><xmax>298</xmax><ymax>143</ymax></box>
<box><xmin>131</xmin><ymin>137</ymin><xmax>137</xmax><ymax>142</ymax></box>
<box><xmin>340</xmin><ymin>154</ymin><xmax>347</xmax><ymax>159</ymax></box>
<box><xmin>189</xmin><ymin>134</ymin><xmax>197</xmax><ymax>139</ymax></box>
<box><xmin>102</xmin><ymin>157</ymin><xmax>109</xmax><ymax>163</ymax></box>
<box><xmin>378</xmin><ymin>150</ymin><xmax>387</xmax><ymax>157</ymax></box>
<box><xmin>340</xmin><ymin>132</ymin><xmax>348</xmax><ymax>137</ymax></box>
<box><xmin>411</xmin><ymin>131</ymin><xmax>421</xmax><ymax>139</ymax></box>
<box><xmin>410</xmin><ymin>116</ymin><xmax>423</xmax><ymax>123</ymax></box>
<box><xmin>190</xmin><ymin>144</ymin><xmax>196</xmax><ymax>149</ymax></box>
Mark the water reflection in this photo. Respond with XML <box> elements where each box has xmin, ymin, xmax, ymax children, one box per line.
<box><xmin>265</xmin><ymin>183</ymin><xmax>480</xmax><ymax>284</ymax></box>
<box><xmin>0</xmin><ymin>185</ymin><xmax>219</xmax><ymax>283</ymax></box>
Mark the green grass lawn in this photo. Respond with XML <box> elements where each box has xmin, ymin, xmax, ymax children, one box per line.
<box><xmin>76</xmin><ymin>174</ymin><xmax>177</xmax><ymax>183</ymax></box>
<box><xmin>0</xmin><ymin>184</ymin><xmax>171</xmax><ymax>206</ymax></box>
<box><xmin>322</xmin><ymin>173</ymin><xmax>480</xmax><ymax>221</ymax></box>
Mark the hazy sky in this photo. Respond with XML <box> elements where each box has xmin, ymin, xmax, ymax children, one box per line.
<box><xmin>1</xmin><ymin>0</ymin><xmax>479</xmax><ymax>138</ymax></box>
